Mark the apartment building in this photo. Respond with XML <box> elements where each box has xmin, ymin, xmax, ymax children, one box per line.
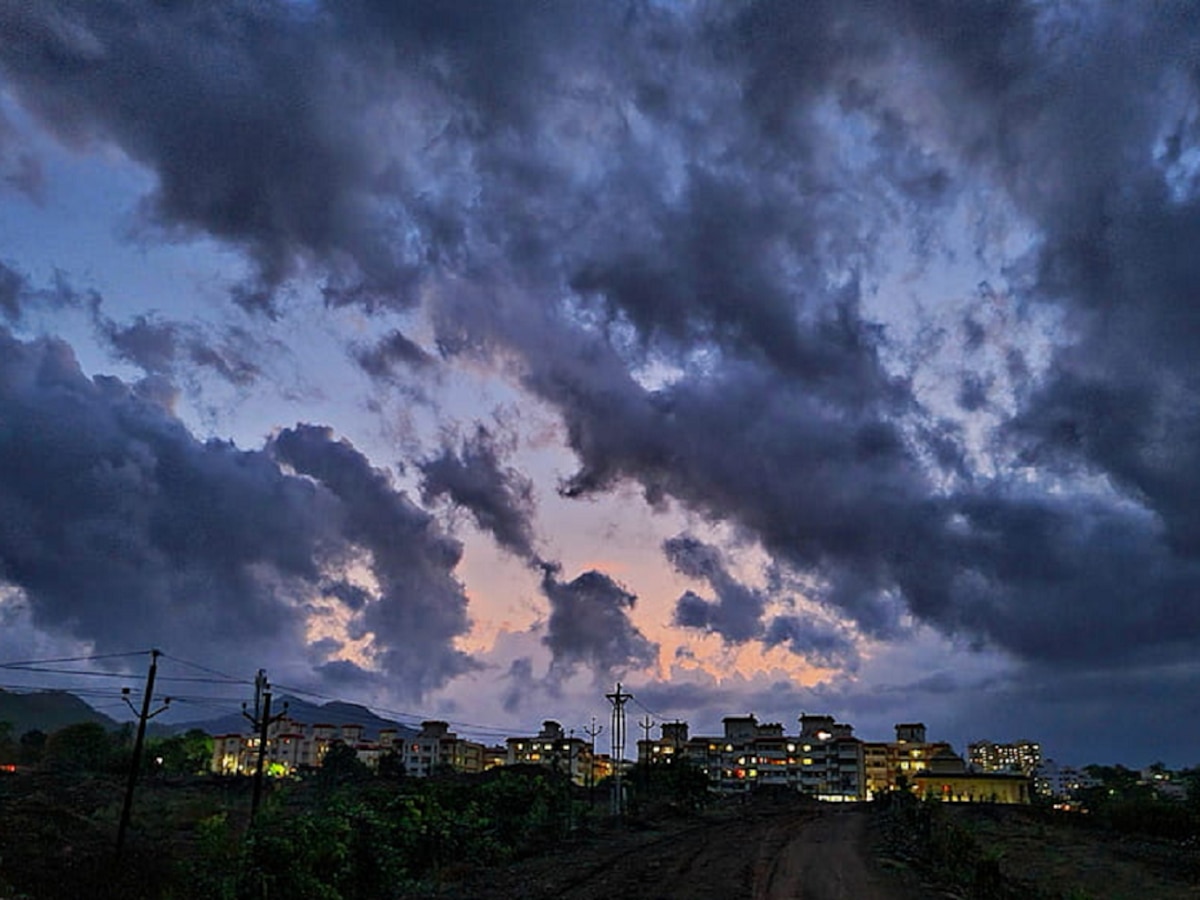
<box><xmin>506</xmin><ymin>720</ymin><xmax>593</xmax><ymax>785</ymax></box>
<box><xmin>862</xmin><ymin>722</ymin><xmax>953</xmax><ymax>798</ymax></box>
<box><xmin>211</xmin><ymin>716</ymin><xmax>379</xmax><ymax>775</ymax></box>
<box><xmin>402</xmin><ymin>720</ymin><xmax>485</xmax><ymax>777</ymax></box>
<box><xmin>969</xmin><ymin>739</ymin><xmax>1043</xmax><ymax>775</ymax></box>
<box><xmin>637</xmin><ymin>713</ymin><xmax>865</xmax><ymax>800</ymax></box>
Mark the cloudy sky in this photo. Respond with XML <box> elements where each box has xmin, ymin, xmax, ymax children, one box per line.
<box><xmin>1</xmin><ymin>0</ymin><xmax>1199</xmax><ymax>767</ymax></box>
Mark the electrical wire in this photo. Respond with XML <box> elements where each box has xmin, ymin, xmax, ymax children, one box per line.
<box><xmin>0</xmin><ymin>665</ymin><xmax>139</xmax><ymax>679</ymax></box>
<box><xmin>158</xmin><ymin>653</ymin><xmax>254</xmax><ymax>684</ymax></box>
<box><xmin>0</xmin><ymin>650</ymin><xmax>149</xmax><ymax>668</ymax></box>
<box><xmin>2</xmin><ymin>653</ymin><xmax>633</xmax><ymax>746</ymax></box>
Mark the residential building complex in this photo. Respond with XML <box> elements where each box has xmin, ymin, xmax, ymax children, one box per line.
<box><xmin>969</xmin><ymin>739</ymin><xmax>1043</xmax><ymax>775</ymax></box>
<box><xmin>505</xmin><ymin>720</ymin><xmax>593</xmax><ymax>785</ymax></box>
<box><xmin>402</xmin><ymin>721</ymin><xmax>486</xmax><ymax>777</ymax></box>
<box><xmin>211</xmin><ymin>716</ymin><xmax>404</xmax><ymax>775</ymax></box>
<box><xmin>1034</xmin><ymin>759</ymin><xmax>1100</xmax><ymax>800</ymax></box>
<box><xmin>210</xmin><ymin>706</ymin><xmax>1035</xmax><ymax>806</ymax></box>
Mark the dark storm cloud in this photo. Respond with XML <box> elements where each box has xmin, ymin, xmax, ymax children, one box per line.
<box><xmin>665</xmin><ymin>534</ymin><xmax>859</xmax><ymax>669</ymax></box>
<box><xmin>6</xmin><ymin>0</ymin><xmax>1200</xmax><ymax>693</ymax></box>
<box><xmin>0</xmin><ymin>108</ymin><xmax>44</xmax><ymax>202</ymax></box>
<box><xmin>0</xmin><ymin>261</ymin><xmax>24</xmax><ymax>322</ymax></box>
<box><xmin>353</xmin><ymin>329</ymin><xmax>434</xmax><ymax>379</ymax></box>
<box><xmin>0</xmin><ymin>261</ymin><xmax>88</xmax><ymax>324</ymax></box>
<box><xmin>0</xmin><ymin>329</ymin><xmax>330</xmax><ymax>664</ymax></box>
<box><xmin>501</xmin><ymin>656</ymin><xmax>535</xmax><ymax>714</ymax></box>
<box><xmin>0</xmin><ymin>329</ymin><xmax>476</xmax><ymax>696</ymax></box>
<box><xmin>418</xmin><ymin>425</ymin><xmax>540</xmax><ymax>564</ymax></box>
<box><xmin>93</xmin><ymin>310</ymin><xmax>262</xmax><ymax>387</ymax></box>
<box><xmin>270</xmin><ymin>424</ymin><xmax>477</xmax><ymax>693</ymax></box>
<box><xmin>322</xmin><ymin>580</ymin><xmax>371</xmax><ymax>613</ymax></box>
<box><xmin>0</xmin><ymin>1</ymin><xmax>418</xmax><ymax>313</ymax></box>
<box><xmin>663</xmin><ymin>535</ymin><xmax>765</xmax><ymax>644</ymax></box>
<box><xmin>540</xmin><ymin>568</ymin><xmax>658</xmax><ymax>679</ymax></box>
<box><xmin>761</xmin><ymin>616</ymin><xmax>858</xmax><ymax>671</ymax></box>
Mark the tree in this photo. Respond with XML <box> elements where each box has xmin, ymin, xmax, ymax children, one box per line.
<box><xmin>376</xmin><ymin>749</ymin><xmax>406</xmax><ymax>781</ymax></box>
<box><xmin>18</xmin><ymin>729</ymin><xmax>46</xmax><ymax>766</ymax></box>
<box><xmin>317</xmin><ymin>741</ymin><xmax>369</xmax><ymax>788</ymax></box>
<box><xmin>42</xmin><ymin>722</ymin><xmax>114</xmax><ymax>772</ymax></box>
<box><xmin>148</xmin><ymin>729</ymin><xmax>213</xmax><ymax>775</ymax></box>
<box><xmin>0</xmin><ymin>721</ymin><xmax>14</xmax><ymax>764</ymax></box>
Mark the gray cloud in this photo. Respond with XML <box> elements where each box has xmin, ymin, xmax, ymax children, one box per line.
<box><xmin>0</xmin><ymin>107</ymin><xmax>44</xmax><ymax>202</ymax></box>
<box><xmin>0</xmin><ymin>261</ymin><xmax>88</xmax><ymax>324</ymax></box>
<box><xmin>664</xmin><ymin>535</ymin><xmax>766</xmax><ymax>644</ymax></box>
<box><xmin>418</xmin><ymin>424</ymin><xmax>540</xmax><ymax>564</ymax></box>
<box><xmin>0</xmin><ymin>329</ymin><xmax>330</xmax><ymax>667</ymax></box>
<box><xmin>540</xmin><ymin>568</ymin><xmax>658</xmax><ymax>679</ymax></box>
<box><xmin>93</xmin><ymin>310</ymin><xmax>263</xmax><ymax>387</ymax></box>
<box><xmin>762</xmin><ymin>616</ymin><xmax>859</xmax><ymax>672</ymax></box>
<box><xmin>501</xmin><ymin>656</ymin><xmax>535</xmax><ymax>714</ymax></box>
<box><xmin>0</xmin><ymin>261</ymin><xmax>23</xmax><ymax>322</ymax></box>
<box><xmin>666</xmin><ymin>534</ymin><xmax>859</xmax><ymax>670</ymax></box>
<box><xmin>0</xmin><ymin>328</ymin><xmax>476</xmax><ymax>697</ymax></box>
<box><xmin>269</xmin><ymin>424</ymin><xmax>478</xmax><ymax>694</ymax></box>
<box><xmin>353</xmin><ymin>329</ymin><xmax>434</xmax><ymax>379</ymax></box>
<box><xmin>3</xmin><ymin>0</ymin><xmax>1200</xmax><ymax>712</ymax></box>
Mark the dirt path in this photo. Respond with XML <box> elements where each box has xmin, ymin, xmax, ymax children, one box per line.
<box><xmin>752</xmin><ymin>805</ymin><xmax>903</xmax><ymax>900</ymax></box>
<box><xmin>454</xmin><ymin>800</ymin><xmax>918</xmax><ymax>900</ymax></box>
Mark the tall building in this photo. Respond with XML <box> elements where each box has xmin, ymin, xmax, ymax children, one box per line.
<box><xmin>506</xmin><ymin>720</ymin><xmax>592</xmax><ymax>785</ymax></box>
<box><xmin>968</xmin><ymin>739</ymin><xmax>1042</xmax><ymax>775</ymax></box>
<box><xmin>862</xmin><ymin>723</ymin><xmax>952</xmax><ymax>797</ymax></box>
<box><xmin>402</xmin><ymin>721</ymin><xmax>485</xmax><ymax>777</ymax></box>
<box><xmin>1034</xmin><ymin>759</ymin><xmax>1098</xmax><ymax>800</ymax></box>
<box><xmin>795</xmin><ymin>715</ymin><xmax>864</xmax><ymax>800</ymax></box>
<box><xmin>211</xmin><ymin>716</ymin><xmax>399</xmax><ymax>775</ymax></box>
<box><xmin>637</xmin><ymin>713</ymin><xmax>865</xmax><ymax>799</ymax></box>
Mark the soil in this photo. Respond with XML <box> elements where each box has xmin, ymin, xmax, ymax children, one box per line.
<box><xmin>449</xmin><ymin>795</ymin><xmax>924</xmax><ymax>900</ymax></box>
<box><xmin>444</xmin><ymin>796</ymin><xmax>1200</xmax><ymax>900</ymax></box>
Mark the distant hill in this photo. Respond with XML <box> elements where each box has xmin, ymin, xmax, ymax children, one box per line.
<box><xmin>0</xmin><ymin>688</ymin><xmax>120</xmax><ymax>736</ymax></box>
<box><xmin>171</xmin><ymin>695</ymin><xmax>418</xmax><ymax>740</ymax></box>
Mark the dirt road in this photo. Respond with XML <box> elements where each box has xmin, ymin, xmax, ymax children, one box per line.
<box><xmin>457</xmin><ymin>799</ymin><xmax>917</xmax><ymax>900</ymax></box>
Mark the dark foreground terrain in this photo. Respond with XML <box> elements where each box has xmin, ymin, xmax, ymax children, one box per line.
<box><xmin>434</xmin><ymin>794</ymin><xmax>1200</xmax><ymax>900</ymax></box>
<box><xmin>453</xmin><ymin>797</ymin><xmax>915</xmax><ymax>900</ymax></box>
<box><xmin>2</xmin><ymin>771</ymin><xmax>1198</xmax><ymax>899</ymax></box>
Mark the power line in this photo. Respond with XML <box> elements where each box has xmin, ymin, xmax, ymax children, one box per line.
<box><xmin>158</xmin><ymin>653</ymin><xmax>253</xmax><ymax>684</ymax></box>
<box><xmin>0</xmin><ymin>666</ymin><xmax>145</xmax><ymax>679</ymax></box>
<box><xmin>0</xmin><ymin>650</ymin><xmax>149</xmax><ymax>668</ymax></box>
<box><xmin>631</xmin><ymin>695</ymin><xmax>668</xmax><ymax>722</ymax></box>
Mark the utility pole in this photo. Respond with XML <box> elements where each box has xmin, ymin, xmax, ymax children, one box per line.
<box><xmin>583</xmin><ymin>716</ymin><xmax>603</xmax><ymax>793</ymax></box>
<box><xmin>638</xmin><ymin>714</ymin><xmax>653</xmax><ymax>792</ymax></box>
<box><xmin>116</xmin><ymin>649</ymin><xmax>170</xmax><ymax>857</ymax></box>
<box><xmin>605</xmin><ymin>682</ymin><xmax>632</xmax><ymax>818</ymax></box>
<box><xmin>243</xmin><ymin>671</ymin><xmax>287</xmax><ymax>824</ymax></box>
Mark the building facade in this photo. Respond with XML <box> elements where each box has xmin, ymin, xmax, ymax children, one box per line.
<box><xmin>506</xmin><ymin>720</ymin><xmax>592</xmax><ymax>785</ymax></box>
<box><xmin>969</xmin><ymin>739</ymin><xmax>1043</xmax><ymax>775</ymax></box>
<box><xmin>402</xmin><ymin>721</ymin><xmax>485</xmax><ymax>777</ymax></box>
<box><xmin>636</xmin><ymin>713</ymin><xmax>866</xmax><ymax>799</ymax></box>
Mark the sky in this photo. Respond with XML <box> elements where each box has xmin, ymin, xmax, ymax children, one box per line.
<box><xmin>0</xmin><ymin>0</ymin><xmax>1199</xmax><ymax>768</ymax></box>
